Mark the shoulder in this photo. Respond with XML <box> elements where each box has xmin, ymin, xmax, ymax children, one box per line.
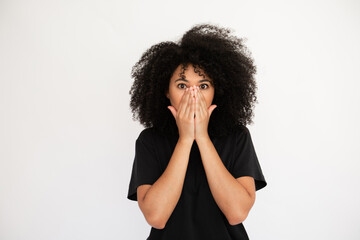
<box><xmin>137</xmin><ymin>127</ymin><xmax>160</xmax><ymax>143</ymax></box>
<box><xmin>137</xmin><ymin>127</ymin><xmax>155</xmax><ymax>140</ymax></box>
<box><xmin>235</xmin><ymin>124</ymin><xmax>249</xmax><ymax>133</ymax></box>
<box><xmin>214</xmin><ymin>124</ymin><xmax>250</xmax><ymax>144</ymax></box>
<box><xmin>232</xmin><ymin>124</ymin><xmax>250</xmax><ymax>138</ymax></box>
<box><xmin>231</xmin><ymin>124</ymin><xmax>253</xmax><ymax>146</ymax></box>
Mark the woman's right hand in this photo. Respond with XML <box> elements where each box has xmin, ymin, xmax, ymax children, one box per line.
<box><xmin>167</xmin><ymin>87</ymin><xmax>195</xmax><ymax>142</ymax></box>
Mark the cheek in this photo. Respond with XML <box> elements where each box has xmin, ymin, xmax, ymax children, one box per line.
<box><xmin>203</xmin><ymin>91</ymin><xmax>214</xmax><ymax>107</ymax></box>
<box><xmin>170</xmin><ymin>91</ymin><xmax>185</xmax><ymax>109</ymax></box>
<box><xmin>176</xmin><ymin>92</ymin><xmax>186</xmax><ymax>106</ymax></box>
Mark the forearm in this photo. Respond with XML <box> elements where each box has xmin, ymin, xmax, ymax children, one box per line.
<box><xmin>143</xmin><ymin>137</ymin><xmax>193</xmax><ymax>226</ymax></box>
<box><xmin>196</xmin><ymin>135</ymin><xmax>253</xmax><ymax>224</ymax></box>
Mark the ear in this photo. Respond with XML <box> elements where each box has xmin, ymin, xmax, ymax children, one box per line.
<box><xmin>165</xmin><ymin>90</ymin><xmax>169</xmax><ymax>99</ymax></box>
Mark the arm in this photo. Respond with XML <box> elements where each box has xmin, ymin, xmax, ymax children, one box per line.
<box><xmin>196</xmin><ymin>135</ymin><xmax>256</xmax><ymax>225</ymax></box>
<box><xmin>138</xmin><ymin>137</ymin><xmax>193</xmax><ymax>229</ymax></box>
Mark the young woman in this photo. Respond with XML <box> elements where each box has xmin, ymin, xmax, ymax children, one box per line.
<box><xmin>127</xmin><ymin>23</ymin><xmax>267</xmax><ymax>240</ymax></box>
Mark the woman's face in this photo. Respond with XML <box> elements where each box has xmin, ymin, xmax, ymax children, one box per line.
<box><xmin>166</xmin><ymin>64</ymin><xmax>215</xmax><ymax>111</ymax></box>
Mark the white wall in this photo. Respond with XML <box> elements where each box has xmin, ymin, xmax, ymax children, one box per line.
<box><xmin>1</xmin><ymin>0</ymin><xmax>359</xmax><ymax>239</ymax></box>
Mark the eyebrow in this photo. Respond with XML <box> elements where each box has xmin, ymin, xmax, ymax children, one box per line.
<box><xmin>175</xmin><ymin>78</ymin><xmax>212</xmax><ymax>83</ymax></box>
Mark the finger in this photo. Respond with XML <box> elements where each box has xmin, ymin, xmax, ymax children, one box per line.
<box><xmin>176</xmin><ymin>88</ymin><xmax>186</xmax><ymax>114</ymax></box>
<box><xmin>184</xmin><ymin>87</ymin><xmax>193</xmax><ymax>118</ymax></box>
<box><xmin>194</xmin><ymin>89</ymin><xmax>198</xmax><ymax>119</ymax></box>
<box><xmin>209</xmin><ymin>105</ymin><xmax>217</xmax><ymax>117</ymax></box>
<box><xmin>167</xmin><ymin>106</ymin><xmax>176</xmax><ymax>119</ymax></box>
<box><xmin>186</xmin><ymin>91</ymin><xmax>194</xmax><ymax>119</ymax></box>
<box><xmin>195</xmin><ymin>88</ymin><xmax>202</xmax><ymax>119</ymax></box>
<box><xmin>196</xmin><ymin>89</ymin><xmax>206</xmax><ymax>116</ymax></box>
<box><xmin>178</xmin><ymin>88</ymin><xmax>190</xmax><ymax>115</ymax></box>
<box><xmin>191</xmin><ymin>87</ymin><xmax>196</xmax><ymax>119</ymax></box>
<box><xmin>197</xmin><ymin>87</ymin><xmax>207</xmax><ymax>111</ymax></box>
<box><xmin>191</xmin><ymin>90</ymin><xmax>195</xmax><ymax>119</ymax></box>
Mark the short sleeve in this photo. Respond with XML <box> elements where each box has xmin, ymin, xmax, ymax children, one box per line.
<box><xmin>127</xmin><ymin>130</ymin><xmax>162</xmax><ymax>201</ymax></box>
<box><xmin>231</xmin><ymin>126</ymin><xmax>267</xmax><ymax>191</ymax></box>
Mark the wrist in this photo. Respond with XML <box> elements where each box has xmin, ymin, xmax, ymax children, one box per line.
<box><xmin>178</xmin><ymin>137</ymin><xmax>194</xmax><ymax>145</ymax></box>
<box><xmin>195</xmin><ymin>133</ymin><xmax>210</xmax><ymax>143</ymax></box>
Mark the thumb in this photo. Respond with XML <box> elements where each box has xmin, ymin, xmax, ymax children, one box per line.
<box><xmin>167</xmin><ymin>106</ymin><xmax>177</xmax><ymax>119</ymax></box>
<box><xmin>208</xmin><ymin>105</ymin><xmax>217</xmax><ymax>117</ymax></box>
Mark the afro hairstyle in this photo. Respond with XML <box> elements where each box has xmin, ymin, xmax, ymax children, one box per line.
<box><xmin>129</xmin><ymin>23</ymin><xmax>258</xmax><ymax>138</ymax></box>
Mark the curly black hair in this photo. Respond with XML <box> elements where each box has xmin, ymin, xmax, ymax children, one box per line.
<box><xmin>129</xmin><ymin>23</ymin><xmax>258</xmax><ymax>138</ymax></box>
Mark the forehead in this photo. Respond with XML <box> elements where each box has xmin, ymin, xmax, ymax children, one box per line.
<box><xmin>171</xmin><ymin>63</ymin><xmax>210</xmax><ymax>81</ymax></box>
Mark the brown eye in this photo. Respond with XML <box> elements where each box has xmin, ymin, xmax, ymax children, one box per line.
<box><xmin>177</xmin><ymin>83</ymin><xmax>187</xmax><ymax>89</ymax></box>
<box><xmin>199</xmin><ymin>84</ymin><xmax>209</xmax><ymax>90</ymax></box>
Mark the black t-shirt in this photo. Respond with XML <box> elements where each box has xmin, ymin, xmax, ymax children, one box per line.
<box><xmin>127</xmin><ymin>125</ymin><xmax>267</xmax><ymax>240</ymax></box>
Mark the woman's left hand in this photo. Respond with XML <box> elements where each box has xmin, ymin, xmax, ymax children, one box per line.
<box><xmin>194</xmin><ymin>86</ymin><xmax>217</xmax><ymax>140</ymax></box>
